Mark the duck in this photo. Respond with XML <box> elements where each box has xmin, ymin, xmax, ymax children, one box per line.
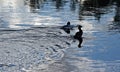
<box><xmin>74</xmin><ymin>25</ymin><xmax>83</xmax><ymax>39</ymax></box>
<box><xmin>60</xmin><ymin>21</ymin><xmax>74</xmax><ymax>30</ymax></box>
<box><xmin>60</xmin><ymin>21</ymin><xmax>75</xmax><ymax>34</ymax></box>
<box><xmin>74</xmin><ymin>25</ymin><xmax>83</xmax><ymax>48</ymax></box>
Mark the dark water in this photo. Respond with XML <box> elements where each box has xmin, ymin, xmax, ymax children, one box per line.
<box><xmin>0</xmin><ymin>0</ymin><xmax>120</xmax><ymax>72</ymax></box>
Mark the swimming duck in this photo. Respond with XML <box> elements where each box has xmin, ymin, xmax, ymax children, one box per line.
<box><xmin>74</xmin><ymin>25</ymin><xmax>83</xmax><ymax>39</ymax></box>
<box><xmin>60</xmin><ymin>21</ymin><xmax>74</xmax><ymax>30</ymax></box>
<box><xmin>60</xmin><ymin>21</ymin><xmax>75</xmax><ymax>34</ymax></box>
<box><xmin>74</xmin><ymin>25</ymin><xmax>83</xmax><ymax>48</ymax></box>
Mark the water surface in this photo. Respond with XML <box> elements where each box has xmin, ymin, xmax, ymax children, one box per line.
<box><xmin>0</xmin><ymin>0</ymin><xmax>120</xmax><ymax>72</ymax></box>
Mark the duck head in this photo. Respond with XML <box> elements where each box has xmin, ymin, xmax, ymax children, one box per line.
<box><xmin>67</xmin><ymin>21</ymin><xmax>70</xmax><ymax>26</ymax></box>
<box><xmin>78</xmin><ymin>25</ymin><xmax>82</xmax><ymax>30</ymax></box>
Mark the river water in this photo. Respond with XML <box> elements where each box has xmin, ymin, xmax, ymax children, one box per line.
<box><xmin>0</xmin><ymin>0</ymin><xmax>120</xmax><ymax>72</ymax></box>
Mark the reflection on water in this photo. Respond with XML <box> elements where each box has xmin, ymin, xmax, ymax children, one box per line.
<box><xmin>0</xmin><ymin>0</ymin><xmax>119</xmax><ymax>29</ymax></box>
<box><xmin>0</xmin><ymin>0</ymin><xmax>120</xmax><ymax>72</ymax></box>
<box><xmin>29</xmin><ymin>0</ymin><xmax>45</xmax><ymax>12</ymax></box>
<box><xmin>83</xmin><ymin>0</ymin><xmax>111</xmax><ymax>7</ymax></box>
<box><xmin>109</xmin><ymin>1</ymin><xmax>120</xmax><ymax>32</ymax></box>
<box><xmin>54</xmin><ymin>0</ymin><xmax>64</xmax><ymax>10</ymax></box>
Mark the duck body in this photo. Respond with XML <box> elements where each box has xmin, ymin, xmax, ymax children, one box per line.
<box><xmin>74</xmin><ymin>29</ymin><xmax>83</xmax><ymax>39</ymax></box>
<box><xmin>60</xmin><ymin>21</ymin><xmax>76</xmax><ymax>34</ymax></box>
<box><xmin>60</xmin><ymin>22</ymin><xmax>74</xmax><ymax>30</ymax></box>
<box><xmin>74</xmin><ymin>25</ymin><xmax>83</xmax><ymax>48</ymax></box>
<box><xmin>74</xmin><ymin>25</ymin><xmax>83</xmax><ymax>40</ymax></box>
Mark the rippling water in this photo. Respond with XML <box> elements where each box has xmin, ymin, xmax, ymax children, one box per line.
<box><xmin>0</xmin><ymin>0</ymin><xmax>120</xmax><ymax>72</ymax></box>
